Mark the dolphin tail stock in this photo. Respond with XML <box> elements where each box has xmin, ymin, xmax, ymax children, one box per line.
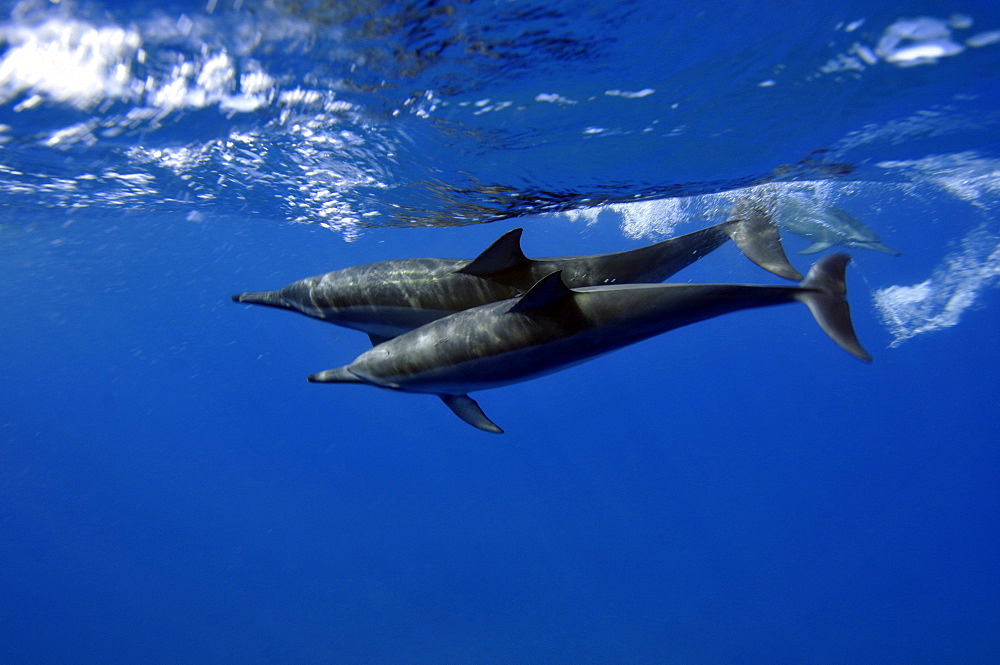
<box><xmin>724</xmin><ymin>197</ymin><xmax>804</xmax><ymax>281</ymax></box>
<box><xmin>795</xmin><ymin>253</ymin><xmax>872</xmax><ymax>362</ymax></box>
<box><xmin>440</xmin><ymin>394</ymin><xmax>504</xmax><ymax>434</ymax></box>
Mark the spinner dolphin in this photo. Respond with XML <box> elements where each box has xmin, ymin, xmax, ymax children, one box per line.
<box><xmin>777</xmin><ymin>194</ymin><xmax>900</xmax><ymax>255</ymax></box>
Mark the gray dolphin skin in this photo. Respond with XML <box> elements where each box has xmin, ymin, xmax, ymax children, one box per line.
<box><xmin>308</xmin><ymin>254</ymin><xmax>870</xmax><ymax>433</ymax></box>
<box><xmin>232</xmin><ymin>207</ymin><xmax>802</xmax><ymax>344</ymax></box>
<box><xmin>777</xmin><ymin>195</ymin><xmax>901</xmax><ymax>256</ymax></box>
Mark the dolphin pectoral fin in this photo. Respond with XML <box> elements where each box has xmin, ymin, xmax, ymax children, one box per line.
<box><xmin>457</xmin><ymin>228</ymin><xmax>532</xmax><ymax>278</ymax></box>
<box><xmin>726</xmin><ymin>211</ymin><xmax>804</xmax><ymax>281</ymax></box>
<box><xmin>307</xmin><ymin>367</ymin><xmax>365</xmax><ymax>383</ymax></box>
<box><xmin>797</xmin><ymin>254</ymin><xmax>872</xmax><ymax>362</ymax></box>
<box><xmin>508</xmin><ymin>271</ymin><xmax>572</xmax><ymax>314</ymax></box>
<box><xmin>440</xmin><ymin>394</ymin><xmax>504</xmax><ymax>433</ymax></box>
<box><xmin>869</xmin><ymin>242</ymin><xmax>901</xmax><ymax>256</ymax></box>
<box><xmin>799</xmin><ymin>241</ymin><xmax>833</xmax><ymax>255</ymax></box>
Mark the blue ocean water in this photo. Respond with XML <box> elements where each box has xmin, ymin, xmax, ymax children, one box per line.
<box><xmin>1</xmin><ymin>0</ymin><xmax>999</xmax><ymax>662</ymax></box>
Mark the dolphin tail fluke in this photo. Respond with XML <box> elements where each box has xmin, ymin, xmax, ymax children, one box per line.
<box><xmin>796</xmin><ymin>254</ymin><xmax>872</xmax><ymax>362</ymax></box>
<box><xmin>440</xmin><ymin>394</ymin><xmax>504</xmax><ymax>434</ymax></box>
<box><xmin>725</xmin><ymin>200</ymin><xmax>804</xmax><ymax>281</ymax></box>
<box><xmin>307</xmin><ymin>367</ymin><xmax>365</xmax><ymax>383</ymax></box>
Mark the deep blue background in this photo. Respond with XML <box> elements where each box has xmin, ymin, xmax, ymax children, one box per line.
<box><xmin>2</xmin><ymin>1</ymin><xmax>999</xmax><ymax>663</ymax></box>
<box><xmin>3</xmin><ymin>209</ymin><xmax>998</xmax><ymax>663</ymax></box>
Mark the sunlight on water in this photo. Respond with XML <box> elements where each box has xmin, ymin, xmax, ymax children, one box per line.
<box><xmin>0</xmin><ymin>19</ymin><xmax>139</xmax><ymax>109</ymax></box>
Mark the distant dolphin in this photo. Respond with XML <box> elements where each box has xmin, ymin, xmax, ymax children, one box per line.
<box><xmin>308</xmin><ymin>254</ymin><xmax>870</xmax><ymax>433</ymax></box>
<box><xmin>233</xmin><ymin>206</ymin><xmax>802</xmax><ymax>344</ymax></box>
<box><xmin>777</xmin><ymin>195</ymin><xmax>900</xmax><ymax>256</ymax></box>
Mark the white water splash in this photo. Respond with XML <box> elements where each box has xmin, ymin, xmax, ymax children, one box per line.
<box><xmin>874</xmin><ymin>229</ymin><xmax>1000</xmax><ymax>346</ymax></box>
<box><xmin>610</xmin><ymin>199</ymin><xmax>688</xmax><ymax>239</ymax></box>
<box><xmin>819</xmin><ymin>13</ymin><xmax>1000</xmax><ymax>75</ymax></box>
<box><xmin>873</xmin><ymin>153</ymin><xmax>1000</xmax><ymax>346</ymax></box>
<box><xmin>0</xmin><ymin>19</ymin><xmax>140</xmax><ymax>109</ymax></box>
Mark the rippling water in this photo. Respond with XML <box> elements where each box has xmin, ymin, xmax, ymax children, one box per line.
<box><xmin>3</xmin><ymin>1</ymin><xmax>998</xmax><ymax>231</ymax></box>
<box><xmin>4</xmin><ymin>1</ymin><xmax>999</xmax><ymax>349</ymax></box>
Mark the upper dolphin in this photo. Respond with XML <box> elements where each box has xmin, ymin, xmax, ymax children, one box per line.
<box><xmin>232</xmin><ymin>203</ymin><xmax>802</xmax><ymax>343</ymax></box>
<box><xmin>308</xmin><ymin>254</ymin><xmax>870</xmax><ymax>433</ymax></box>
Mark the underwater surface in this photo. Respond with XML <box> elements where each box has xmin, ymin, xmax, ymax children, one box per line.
<box><xmin>1</xmin><ymin>0</ymin><xmax>999</xmax><ymax>662</ymax></box>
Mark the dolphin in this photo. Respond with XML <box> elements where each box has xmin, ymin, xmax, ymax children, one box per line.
<box><xmin>232</xmin><ymin>206</ymin><xmax>802</xmax><ymax>344</ymax></box>
<box><xmin>777</xmin><ymin>194</ymin><xmax>900</xmax><ymax>256</ymax></box>
<box><xmin>308</xmin><ymin>254</ymin><xmax>870</xmax><ymax>433</ymax></box>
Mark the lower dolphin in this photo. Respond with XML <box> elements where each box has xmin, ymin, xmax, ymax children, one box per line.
<box><xmin>232</xmin><ymin>204</ymin><xmax>801</xmax><ymax>344</ymax></box>
<box><xmin>308</xmin><ymin>254</ymin><xmax>870</xmax><ymax>433</ymax></box>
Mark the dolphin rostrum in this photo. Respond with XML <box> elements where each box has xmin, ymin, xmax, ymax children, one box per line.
<box><xmin>232</xmin><ymin>208</ymin><xmax>802</xmax><ymax>344</ymax></box>
<box><xmin>308</xmin><ymin>254</ymin><xmax>870</xmax><ymax>433</ymax></box>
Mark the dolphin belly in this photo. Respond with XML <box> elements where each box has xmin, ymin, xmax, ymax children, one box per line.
<box><xmin>350</xmin><ymin>335</ymin><xmax>602</xmax><ymax>395</ymax></box>
<box><xmin>332</xmin><ymin>305</ymin><xmax>457</xmax><ymax>339</ymax></box>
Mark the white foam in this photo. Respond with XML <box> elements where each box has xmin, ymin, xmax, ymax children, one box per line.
<box><xmin>873</xmin><ymin>153</ymin><xmax>1000</xmax><ymax>345</ymax></box>
<box><xmin>535</xmin><ymin>92</ymin><xmax>577</xmax><ymax>104</ymax></box>
<box><xmin>876</xmin><ymin>16</ymin><xmax>966</xmax><ymax>66</ymax></box>
<box><xmin>604</xmin><ymin>88</ymin><xmax>655</xmax><ymax>99</ymax></box>
<box><xmin>967</xmin><ymin>30</ymin><xmax>1000</xmax><ymax>48</ymax></box>
<box><xmin>878</xmin><ymin>152</ymin><xmax>1000</xmax><ymax>208</ymax></box>
<box><xmin>609</xmin><ymin>199</ymin><xmax>689</xmax><ymax>239</ymax></box>
<box><xmin>0</xmin><ymin>15</ymin><xmax>283</xmax><ymax>116</ymax></box>
<box><xmin>0</xmin><ymin>18</ymin><xmax>141</xmax><ymax>109</ymax></box>
<box><xmin>560</xmin><ymin>207</ymin><xmax>602</xmax><ymax>227</ymax></box>
<box><xmin>821</xmin><ymin>14</ymin><xmax>978</xmax><ymax>75</ymax></box>
<box><xmin>883</xmin><ymin>41</ymin><xmax>964</xmax><ymax>64</ymax></box>
<box><xmin>874</xmin><ymin>231</ymin><xmax>1000</xmax><ymax>346</ymax></box>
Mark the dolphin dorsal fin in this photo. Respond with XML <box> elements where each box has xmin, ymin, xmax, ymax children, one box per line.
<box><xmin>367</xmin><ymin>333</ymin><xmax>392</xmax><ymax>346</ymax></box>
<box><xmin>508</xmin><ymin>271</ymin><xmax>572</xmax><ymax>313</ymax></box>
<box><xmin>457</xmin><ymin>228</ymin><xmax>531</xmax><ymax>278</ymax></box>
